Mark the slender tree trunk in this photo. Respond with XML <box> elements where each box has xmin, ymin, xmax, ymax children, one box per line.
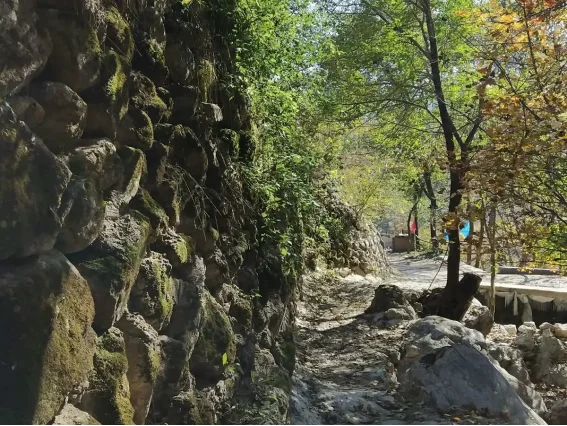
<box><xmin>467</xmin><ymin>220</ymin><xmax>475</xmax><ymax>265</ymax></box>
<box><xmin>475</xmin><ymin>216</ymin><xmax>485</xmax><ymax>268</ymax></box>
<box><xmin>423</xmin><ymin>0</ymin><xmax>467</xmax><ymax>318</ymax></box>
<box><xmin>423</xmin><ymin>171</ymin><xmax>439</xmax><ymax>251</ymax></box>
<box><xmin>415</xmin><ymin>209</ymin><xmax>420</xmax><ymax>250</ymax></box>
<box><xmin>487</xmin><ymin>204</ymin><xmax>497</xmax><ymax>316</ymax></box>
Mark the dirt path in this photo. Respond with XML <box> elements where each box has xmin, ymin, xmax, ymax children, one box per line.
<box><xmin>290</xmin><ymin>266</ymin><xmax>501</xmax><ymax>425</ymax></box>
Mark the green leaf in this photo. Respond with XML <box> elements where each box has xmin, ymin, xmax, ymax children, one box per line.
<box><xmin>222</xmin><ymin>352</ymin><xmax>228</xmax><ymax>366</ymax></box>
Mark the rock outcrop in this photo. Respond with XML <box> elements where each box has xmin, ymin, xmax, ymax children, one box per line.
<box><xmin>399</xmin><ymin>316</ymin><xmax>547</xmax><ymax>420</ymax></box>
<box><xmin>403</xmin><ymin>343</ymin><xmax>545</xmax><ymax>425</ymax></box>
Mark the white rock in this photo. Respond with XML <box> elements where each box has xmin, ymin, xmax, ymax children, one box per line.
<box><xmin>518</xmin><ymin>321</ymin><xmax>537</xmax><ymax>333</ymax></box>
<box><xmin>503</xmin><ymin>324</ymin><xmax>518</xmax><ymax>336</ymax></box>
<box><xmin>519</xmin><ymin>322</ymin><xmax>538</xmax><ymax>336</ymax></box>
<box><xmin>540</xmin><ymin>322</ymin><xmax>554</xmax><ymax>331</ymax></box>
<box><xmin>554</xmin><ymin>323</ymin><xmax>567</xmax><ymax>338</ymax></box>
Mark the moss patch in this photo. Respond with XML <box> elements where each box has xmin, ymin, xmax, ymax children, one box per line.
<box><xmin>198</xmin><ymin>59</ymin><xmax>217</xmax><ymax>102</ymax></box>
<box><xmin>104</xmin><ymin>51</ymin><xmax>128</xmax><ymax>106</ymax></box>
<box><xmin>130</xmin><ymin>72</ymin><xmax>168</xmax><ymax>124</ymax></box>
<box><xmin>131</xmin><ymin>188</ymin><xmax>168</xmax><ymax>231</ymax></box>
<box><xmin>105</xmin><ymin>7</ymin><xmax>134</xmax><ymax>61</ymax></box>
<box><xmin>190</xmin><ymin>293</ymin><xmax>236</xmax><ymax>383</ymax></box>
<box><xmin>80</xmin><ymin>328</ymin><xmax>134</xmax><ymax>425</ymax></box>
<box><xmin>129</xmin><ymin>252</ymin><xmax>175</xmax><ymax>332</ymax></box>
<box><xmin>0</xmin><ymin>251</ymin><xmax>96</xmax><ymax>424</ymax></box>
<box><xmin>70</xmin><ymin>212</ymin><xmax>151</xmax><ymax>331</ymax></box>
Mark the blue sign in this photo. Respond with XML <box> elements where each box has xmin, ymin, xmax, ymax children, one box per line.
<box><xmin>443</xmin><ymin>221</ymin><xmax>471</xmax><ymax>241</ymax></box>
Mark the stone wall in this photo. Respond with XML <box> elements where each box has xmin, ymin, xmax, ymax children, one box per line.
<box><xmin>319</xmin><ymin>188</ymin><xmax>390</xmax><ymax>277</ymax></box>
<box><xmin>0</xmin><ymin>0</ymin><xmax>296</xmax><ymax>423</ymax></box>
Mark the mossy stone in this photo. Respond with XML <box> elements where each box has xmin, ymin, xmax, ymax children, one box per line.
<box><xmin>69</xmin><ymin>211</ymin><xmax>151</xmax><ymax>331</ymax></box>
<box><xmin>117</xmin><ymin>313</ymin><xmax>162</xmax><ymax>424</ymax></box>
<box><xmin>130</xmin><ymin>72</ymin><xmax>168</xmax><ymax>124</ymax></box>
<box><xmin>0</xmin><ymin>103</ymin><xmax>72</xmax><ymax>259</ymax></box>
<box><xmin>42</xmin><ymin>9</ymin><xmax>102</xmax><ymax>93</ymax></box>
<box><xmin>150</xmin><ymin>228</ymin><xmax>193</xmax><ymax>268</ymax></box>
<box><xmin>104</xmin><ymin>7</ymin><xmax>134</xmax><ymax>61</ymax></box>
<box><xmin>129</xmin><ymin>252</ymin><xmax>175</xmax><ymax>332</ymax></box>
<box><xmin>114</xmin><ymin>147</ymin><xmax>148</xmax><ymax>206</ymax></box>
<box><xmin>83</xmin><ymin>49</ymin><xmax>131</xmax><ymax>139</ymax></box>
<box><xmin>133</xmin><ymin>36</ymin><xmax>169</xmax><ymax>86</ymax></box>
<box><xmin>190</xmin><ymin>292</ymin><xmax>236</xmax><ymax>383</ymax></box>
<box><xmin>116</xmin><ymin>106</ymin><xmax>154</xmax><ymax>151</ymax></box>
<box><xmin>0</xmin><ymin>250</ymin><xmax>97</xmax><ymax>424</ymax></box>
<box><xmin>220</xmin><ymin>128</ymin><xmax>240</xmax><ymax>158</ymax></box>
<box><xmin>131</xmin><ymin>188</ymin><xmax>169</xmax><ymax>231</ymax></box>
<box><xmin>197</xmin><ymin>59</ymin><xmax>217</xmax><ymax>102</ymax></box>
<box><xmin>79</xmin><ymin>328</ymin><xmax>135</xmax><ymax>425</ymax></box>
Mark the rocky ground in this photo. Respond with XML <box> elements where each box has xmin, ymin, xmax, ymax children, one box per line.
<box><xmin>291</xmin><ymin>258</ymin><xmax>567</xmax><ymax>425</ymax></box>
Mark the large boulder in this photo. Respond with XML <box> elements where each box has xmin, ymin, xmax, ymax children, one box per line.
<box><xmin>401</xmin><ymin>317</ymin><xmax>546</xmax><ymax>416</ymax></box>
<box><xmin>29</xmin><ymin>82</ymin><xmax>88</xmax><ymax>152</ymax></box>
<box><xmin>70</xmin><ymin>210</ymin><xmax>151</xmax><ymax>331</ymax></box>
<box><xmin>0</xmin><ymin>250</ymin><xmax>97</xmax><ymax>424</ymax></box>
<box><xmin>401</xmin><ymin>316</ymin><xmax>486</xmax><ymax>370</ymax></box>
<box><xmin>0</xmin><ymin>102</ymin><xmax>72</xmax><ymax>260</ymax></box>
<box><xmin>53</xmin><ymin>404</ymin><xmax>100</xmax><ymax>425</ymax></box>
<box><xmin>79</xmin><ymin>328</ymin><xmax>135</xmax><ymax>425</ymax></box>
<box><xmin>0</xmin><ymin>0</ymin><xmax>53</xmax><ymax>97</ymax></box>
<box><xmin>402</xmin><ymin>344</ymin><xmax>545</xmax><ymax>425</ymax></box>
<box><xmin>117</xmin><ymin>313</ymin><xmax>161</xmax><ymax>424</ymax></box>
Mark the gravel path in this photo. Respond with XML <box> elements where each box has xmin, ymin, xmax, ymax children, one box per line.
<box><xmin>290</xmin><ymin>266</ymin><xmax>504</xmax><ymax>425</ymax></box>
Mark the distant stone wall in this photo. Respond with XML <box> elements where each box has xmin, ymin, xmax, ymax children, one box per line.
<box><xmin>320</xmin><ymin>188</ymin><xmax>390</xmax><ymax>277</ymax></box>
<box><xmin>0</xmin><ymin>0</ymin><xmax>293</xmax><ymax>423</ymax></box>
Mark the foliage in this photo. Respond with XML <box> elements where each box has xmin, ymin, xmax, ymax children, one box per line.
<box><xmin>215</xmin><ymin>0</ymin><xmax>348</xmax><ymax>274</ymax></box>
<box><xmin>466</xmin><ymin>0</ymin><xmax>567</xmax><ymax>269</ymax></box>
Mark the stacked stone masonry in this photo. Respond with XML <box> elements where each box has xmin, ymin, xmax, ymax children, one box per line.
<box><xmin>0</xmin><ymin>0</ymin><xmax>300</xmax><ymax>423</ymax></box>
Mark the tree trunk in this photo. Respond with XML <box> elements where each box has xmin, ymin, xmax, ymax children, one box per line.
<box><xmin>437</xmin><ymin>272</ymin><xmax>482</xmax><ymax>320</ymax></box>
<box><xmin>467</xmin><ymin>220</ymin><xmax>475</xmax><ymax>265</ymax></box>
<box><xmin>423</xmin><ymin>0</ymin><xmax>466</xmax><ymax>315</ymax></box>
<box><xmin>475</xmin><ymin>215</ymin><xmax>485</xmax><ymax>268</ymax></box>
<box><xmin>423</xmin><ymin>171</ymin><xmax>439</xmax><ymax>251</ymax></box>
<box><xmin>488</xmin><ymin>204</ymin><xmax>497</xmax><ymax>316</ymax></box>
<box><xmin>415</xmin><ymin>209</ymin><xmax>420</xmax><ymax>250</ymax></box>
